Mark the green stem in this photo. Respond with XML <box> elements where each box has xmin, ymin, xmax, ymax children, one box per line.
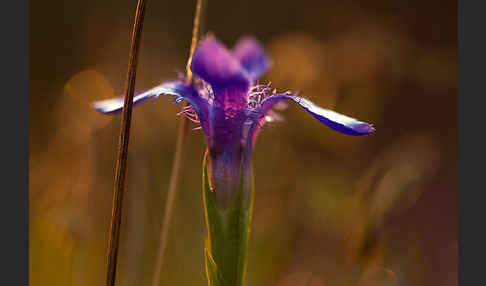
<box><xmin>202</xmin><ymin>151</ymin><xmax>254</xmax><ymax>286</ymax></box>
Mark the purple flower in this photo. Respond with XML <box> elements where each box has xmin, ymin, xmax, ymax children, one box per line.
<box><xmin>94</xmin><ymin>36</ymin><xmax>375</xmax><ymax>206</ymax></box>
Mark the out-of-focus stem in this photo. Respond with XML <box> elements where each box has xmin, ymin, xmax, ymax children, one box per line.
<box><xmin>151</xmin><ymin>117</ymin><xmax>189</xmax><ymax>286</ymax></box>
<box><xmin>151</xmin><ymin>1</ymin><xmax>202</xmax><ymax>286</ymax></box>
<box><xmin>186</xmin><ymin>0</ymin><xmax>202</xmax><ymax>84</ymax></box>
<box><xmin>105</xmin><ymin>0</ymin><xmax>148</xmax><ymax>286</ymax></box>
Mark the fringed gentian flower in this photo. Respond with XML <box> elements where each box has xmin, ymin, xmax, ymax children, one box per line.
<box><xmin>94</xmin><ymin>35</ymin><xmax>374</xmax><ymax>286</ymax></box>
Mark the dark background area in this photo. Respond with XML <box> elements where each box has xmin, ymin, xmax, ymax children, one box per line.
<box><xmin>30</xmin><ymin>0</ymin><xmax>457</xmax><ymax>285</ymax></box>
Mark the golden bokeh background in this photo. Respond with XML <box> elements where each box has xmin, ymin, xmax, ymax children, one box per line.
<box><xmin>30</xmin><ymin>0</ymin><xmax>457</xmax><ymax>285</ymax></box>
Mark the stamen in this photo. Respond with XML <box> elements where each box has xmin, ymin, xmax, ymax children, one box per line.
<box><xmin>247</xmin><ymin>81</ymin><xmax>279</xmax><ymax>110</ymax></box>
<box><xmin>176</xmin><ymin>104</ymin><xmax>200</xmax><ymax>124</ymax></box>
<box><xmin>164</xmin><ymin>92</ymin><xmax>202</xmax><ymax>127</ymax></box>
<box><xmin>193</xmin><ymin>77</ymin><xmax>214</xmax><ymax>104</ymax></box>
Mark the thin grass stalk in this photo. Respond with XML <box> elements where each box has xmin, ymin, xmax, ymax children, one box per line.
<box><xmin>105</xmin><ymin>0</ymin><xmax>148</xmax><ymax>286</ymax></box>
<box><xmin>151</xmin><ymin>1</ymin><xmax>202</xmax><ymax>285</ymax></box>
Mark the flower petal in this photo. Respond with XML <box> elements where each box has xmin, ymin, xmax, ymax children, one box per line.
<box><xmin>190</xmin><ymin>36</ymin><xmax>250</xmax><ymax>110</ymax></box>
<box><xmin>232</xmin><ymin>36</ymin><xmax>271</xmax><ymax>80</ymax></box>
<box><xmin>93</xmin><ymin>80</ymin><xmax>208</xmax><ymax>121</ymax></box>
<box><xmin>92</xmin><ymin>89</ymin><xmax>150</xmax><ymax>114</ymax></box>
<box><xmin>260</xmin><ymin>94</ymin><xmax>375</xmax><ymax>135</ymax></box>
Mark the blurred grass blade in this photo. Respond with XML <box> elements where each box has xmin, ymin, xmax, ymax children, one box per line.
<box><xmin>151</xmin><ymin>1</ymin><xmax>204</xmax><ymax>286</ymax></box>
<box><xmin>202</xmin><ymin>151</ymin><xmax>254</xmax><ymax>286</ymax></box>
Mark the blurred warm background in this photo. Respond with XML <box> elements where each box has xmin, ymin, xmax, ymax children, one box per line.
<box><xmin>30</xmin><ymin>0</ymin><xmax>457</xmax><ymax>285</ymax></box>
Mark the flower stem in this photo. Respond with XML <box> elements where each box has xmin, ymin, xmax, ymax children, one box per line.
<box><xmin>105</xmin><ymin>0</ymin><xmax>148</xmax><ymax>286</ymax></box>
<box><xmin>202</xmin><ymin>151</ymin><xmax>254</xmax><ymax>286</ymax></box>
<box><xmin>151</xmin><ymin>1</ymin><xmax>203</xmax><ymax>286</ymax></box>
